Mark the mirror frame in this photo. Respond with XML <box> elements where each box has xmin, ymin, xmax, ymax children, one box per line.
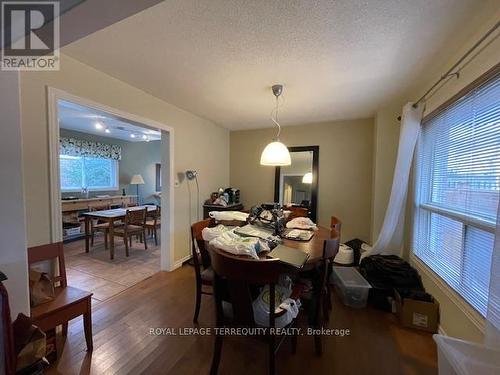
<box><xmin>274</xmin><ymin>145</ymin><xmax>319</xmax><ymax>222</ymax></box>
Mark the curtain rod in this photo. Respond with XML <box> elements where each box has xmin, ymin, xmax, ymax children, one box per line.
<box><xmin>397</xmin><ymin>20</ymin><xmax>500</xmax><ymax>121</ymax></box>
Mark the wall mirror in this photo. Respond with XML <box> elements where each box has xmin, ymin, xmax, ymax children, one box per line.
<box><xmin>274</xmin><ymin>146</ymin><xmax>319</xmax><ymax>222</ymax></box>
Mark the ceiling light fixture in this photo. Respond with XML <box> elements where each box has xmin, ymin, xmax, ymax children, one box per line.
<box><xmin>95</xmin><ymin>122</ymin><xmax>103</xmax><ymax>130</ymax></box>
<box><xmin>260</xmin><ymin>84</ymin><xmax>291</xmax><ymax>166</ymax></box>
<box><xmin>302</xmin><ymin>172</ymin><xmax>313</xmax><ymax>184</ymax></box>
<box><xmin>130</xmin><ymin>133</ymin><xmax>136</xmax><ymax>139</ymax></box>
<box><xmin>142</xmin><ymin>134</ymin><xmax>148</xmax><ymax>140</ymax></box>
<box><xmin>104</xmin><ymin>128</ymin><xmax>111</xmax><ymax>134</ymax></box>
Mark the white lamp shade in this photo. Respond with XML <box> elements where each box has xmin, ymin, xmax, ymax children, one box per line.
<box><xmin>130</xmin><ymin>174</ymin><xmax>145</xmax><ymax>185</ymax></box>
<box><xmin>260</xmin><ymin>141</ymin><xmax>291</xmax><ymax>166</ymax></box>
<box><xmin>302</xmin><ymin>172</ymin><xmax>313</xmax><ymax>184</ymax></box>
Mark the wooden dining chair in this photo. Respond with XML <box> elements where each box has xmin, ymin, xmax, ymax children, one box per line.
<box><xmin>112</xmin><ymin>208</ymin><xmax>148</xmax><ymax>256</ymax></box>
<box><xmin>209</xmin><ymin>247</ymin><xmax>301</xmax><ymax>375</ymax></box>
<box><xmin>312</xmin><ymin>233</ymin><xmax>340</xmax><ymax>355</ymax></box>
<box><xmin>145</xmin><ymin>206</ymin><xmax>161</xmax><ymax>246</ymax></box>
<box><xmin>330</xmin><ymin>216</ymin><xmax>342</xmax><ymax>241</ymax></box>
<box><xmin>191</xmin><ymin>218</ymin><xmax>214</xmax><ymax>323</ymax></box>
<box><xmin>287</xmin><ymin>206</ymin><xmax>309</xmax><ymax>220</ymax></box>
<box><xmin>89</xmin><ymin>204</ymin><xmax>112</xmax><ymax>247</ymax></box>
<box><xmin>28</xmin><ymin>242</ymin><xmax>93</xmax><ymax>351</ymax></box>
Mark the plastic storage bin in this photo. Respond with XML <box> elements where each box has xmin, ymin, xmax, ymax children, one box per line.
<box><xmin>433</xmin><ymin>334</ymin><xmax>500</xmax><ymax>375</ymax></box>
<box><xmin>331</xmin><ymin>267</ymin><xmax>371</xmax><ymax>308</ymax></box>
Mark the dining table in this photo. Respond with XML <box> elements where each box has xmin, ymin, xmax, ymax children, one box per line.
<box><xmin>82</xmin><ymin>205</ymin><xmax>157</xmax><ymax>260</ymax></box>
<box><xmin>207</xmin><ymin>224</ymin><xmax>332</xmax><ymax>271</ymax></box>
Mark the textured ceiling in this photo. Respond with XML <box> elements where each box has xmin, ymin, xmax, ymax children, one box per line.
<box><xmin>59</xmin><ymin>100</ymin><xmax>161</xmax><ymax>142</ymax></box>
<box><xmin>62</xmin><ymin>0</ymin><xmax>496</xmax><ymax>130</ymax></box>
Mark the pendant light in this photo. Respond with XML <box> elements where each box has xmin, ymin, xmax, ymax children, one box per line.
<box><xmin>260</xmin><ymin>84</ymin><xmax>291</xmax><ymax>166</ymax></box>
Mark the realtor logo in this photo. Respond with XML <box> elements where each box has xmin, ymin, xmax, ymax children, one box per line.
<box><xmin>1</xmin><ymin>1</ymin><xmax>60</xmax><ymax>70</ymax></box>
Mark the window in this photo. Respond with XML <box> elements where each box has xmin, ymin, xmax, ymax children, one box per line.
<box><xmin>60</xmin><ymin>155</ymin><xmax>119</xmax><ymax>192</ymax></box>
<box><xmin>413</xmin><ymin>72</ymin><xmax>500</xmax><ymax>316</ymax></box>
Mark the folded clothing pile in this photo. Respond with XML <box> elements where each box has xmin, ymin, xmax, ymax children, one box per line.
<box><xmin>208</xmin><ymin>211</ymin><xmax>249</xmax><ymax>222</ymax></box>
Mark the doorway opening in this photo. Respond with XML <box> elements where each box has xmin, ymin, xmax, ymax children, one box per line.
<box><xmin>47</xmin><ymin>88</ymin><xmax>174</xmax><ymax>303</ymax></box>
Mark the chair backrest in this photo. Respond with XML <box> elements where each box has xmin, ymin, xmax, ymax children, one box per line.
<box><xmin>125</xmin><ymin>208</ymin><xmax>147</xmax><ymax>226</ymax></box>
<box><xmin>210</xmin><ymin>246</ymin><xmax>283</xmax><ymax>327</ymax></box>
<box><xmin>148</xmin><ymin>206</ymin><xmax>161</xmax><ymax>223</ymax></box>
<box><xmin>27</xmin><ymin>242</ymin><xmax>67</xmax><ymax>288</ymax></box>
<box><xmin>324</xmin><ymin>230</ymin><xmax>340</xmax><ymax>260</ymax></box>
<box><xmin>191</xmin><ymin>219</ymin><xmax>213</xmax><ymax>271</ymax></box>
<box><xmin>330</xmin><ymin>216</ymin><xmax>342</xmax><ymax>240</ymax></box>
<box><xmin>287</xmin><ymin>206</ymin><xmax>308</xmax><ymax>220</ymax></box>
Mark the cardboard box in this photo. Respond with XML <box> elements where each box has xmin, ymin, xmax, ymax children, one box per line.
<box><xmin>395</xmin><ymin>290</ymin><xmax>439</xmax><ymax>333</ymax></box>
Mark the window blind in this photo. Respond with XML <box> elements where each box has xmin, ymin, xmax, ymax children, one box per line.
<box><xmin>414</xmin><ymin>72</ymin><xmax>500</xmax><ymax>316</ymax></box>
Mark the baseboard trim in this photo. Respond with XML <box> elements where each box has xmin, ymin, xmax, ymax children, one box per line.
<box><xmin>172</xmin><ymin>254</ymin><xmax>192</xmax><ymax>270</ymax></box>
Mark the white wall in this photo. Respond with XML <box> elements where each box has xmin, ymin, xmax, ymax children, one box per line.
<box><xmin>20</xmin><ymin>54</ymin><xmax>229</xmax><ymax>263</ymax></box>
<box><xmin>0</xmin><ymin>71</ymin><xmax>29</xmax><ymax>317</ymax></box>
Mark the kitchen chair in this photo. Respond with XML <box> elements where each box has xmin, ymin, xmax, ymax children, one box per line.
<box><xmin>89</xmin><ymin>204</ymin><xmax>112</xmax><ymax>248</ymax></box>
<box><xmin>112</xmin><ymin>208</ymin><xmax>148</xmax><ymax>256</ymax></box>
<box><xmin>191</xmin><ymin>218</ymin><xmax>214</xmax><ymax>323</ymax></box>
<box><xmin>330</xmin><ymin>216</ymin><xmax>342</xmax><ymax>240</ymax></box>
<box><xmin>28</xmin><ymin>242</ymin><xmax>93</xmax><ymax>351</ymax></box>
<box><xmin>145</xmin><ymin>206</ymin><xmax>161</xmax><ymax>246</ymax></box>
<box><xmin>313</xmin><ymin>234</ymin><xmax>340</xmax><ymax>354</ymax></box>
<box><xmin>324</xmin><ymin>216</ymin><xmax>342</xmax><ymax>317</ymax></box>
<box><xmin>209</xmin><ymin>247</ymin><xmax>301</xmax><ymax>375</ymax></box>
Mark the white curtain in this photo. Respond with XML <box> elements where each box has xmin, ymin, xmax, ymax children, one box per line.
<box><xmin>363</xmin><ymin>102</ymin><xmax>424</xmax><ymax>259</ymax></box>
<box><xmin>486</xmin><ymin>197</ymin><xmax>500</xmax><ymax>347</ymax></box>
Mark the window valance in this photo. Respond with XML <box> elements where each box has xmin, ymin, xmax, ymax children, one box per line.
<box><xmin>60</xmin><ymin>137</ymin><xmax>121</xmax><ymax>160</ymax></box>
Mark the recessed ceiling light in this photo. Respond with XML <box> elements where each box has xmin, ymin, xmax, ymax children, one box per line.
<box><xmin>142</xmin><ymin>134</ymin><xmax>148</xmax><ymax>140</ymax></box>
<box><xmin>105</xmin><ymin>128</ymin><xmax>111</xmax><ymax>134</ymax></box>
<box><xmin>95</xmin><ymin>122</ymin><xmax>103</xmax><ymax>130</ymax></box>
<box><xmin>130</xmin><ymin>134</ymin><xmax>136</xmax><ymax>138</ymax></box>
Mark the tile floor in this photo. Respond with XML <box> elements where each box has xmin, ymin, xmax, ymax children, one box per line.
<box><xmin>64</xmin><ymin>233</ymin><xmax>160</xmax><ymax>305</ymax></box>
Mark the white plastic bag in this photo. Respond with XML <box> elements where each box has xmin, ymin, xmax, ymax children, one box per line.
<box><xmin>209</xmin><ymin>230</ymin><xmax>260</xmax><ymax>259</ymax></box>
<box><xmin>252</xmin><ymin>276</ymin><xmax>301</xmax><ymax>328</ymax></box>
<box><xmin>286</xmin><ymin>217</ymin><xmax>318</xmax><ymax>231</ymax></box>
<box><xmin>209</xmin><ymin>211</ymin><xmax>249</xmax><ymax>222</ymax></box>
<box><xmin>201</xmin><ymin>224</ymin><xmax>234</xmax><ymax>241</ymax></box>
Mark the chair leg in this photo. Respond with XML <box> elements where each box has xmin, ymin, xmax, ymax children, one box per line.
<box><xmin>323</xmin><ymin>288</ymin><xmax>331</xmax><ymax>323</ymax></box>
<box><xmin>129</xmin><ymin>236</ymin><xmax>132</xmax><ymax>248</ymax></box>
<box><xmin>62</xmin><ymin>323</ymin><xmax>68</xmax><ymax>336</ymax></box>
<box><xmin>314</xmin><ymin>334</ymin><xmax>322</xmax><ymax>356</ymax></box>
<box><xmin>154</xmin><ymin>227</ymin><xmax>158</xmax><ymax>246</ymax></box>
<box><xmin>83</xmin><ymin>309</ymin><xmax>93</xmax><ymax>352</ymax></box>
<box><xmin>104</xmin><ymin>230</ymin><xmax>108</xmax><ymax>250</ymax></box>
<box><xmin>124</xmin><ymin>236</ymin><xmax>129</xmax><ymax>257</ymax></box>
<box><xmin>210</xmin><ymin>334</ymin><xmax>223</xmax><ymax>375</ymax></box>
<box><xmin>143</xmin><ymin>230</ymin><xmax>148</xmax><ymax>250</ymax></box>
<box><xmin>193</xmin><ymin>280</ymin><xmax>202</xmax><ymax>323</ymax></box>
<box><xmin>90</xmin><ymin>230</ymin><xmax>94</xmax><ymax>246</ymax></box>
<box><xmin>269</xmin><ymin>334</ymin><xmax>276</xmax><ymax>375</ymax></box>
<box><xmin>291</xmin><ymin>331</ymin><xmax>297</xmax><ymax>354</ymax></box>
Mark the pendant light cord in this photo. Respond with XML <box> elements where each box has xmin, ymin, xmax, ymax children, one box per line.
<box><xmin>270</xmin><ymin>94</ymin><xmax>283</xmax><ymax>140</ymax></box>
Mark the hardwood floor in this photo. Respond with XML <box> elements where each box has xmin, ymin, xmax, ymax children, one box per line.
<box><xmin>47</xmin><ymin>266</ymin><xmax>437</xmax><ymax>375</ymax></box>
<box><xmin>64</xmin><ymin>237</ymin><xmax>160</xmax><ymax>304</ymax></box>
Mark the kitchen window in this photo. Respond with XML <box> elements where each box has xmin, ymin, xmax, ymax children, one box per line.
<box><xmin>413</xmin><ymin>71</ymin><xmax>500</xmax><ymax>316</ymax></box>
<box><xmin>60</xmin><ymin>155</ymin><xmax>119</xmax><ymax>192</ymax></box>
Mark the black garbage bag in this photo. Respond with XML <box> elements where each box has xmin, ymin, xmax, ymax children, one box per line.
<box><xmin>359</xmin><ymin>255</ymin><xmax>424</xmax><ymax>310</ymax></box>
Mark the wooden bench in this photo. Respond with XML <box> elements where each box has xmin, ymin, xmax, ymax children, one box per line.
<box><xmin>28</xmin><ymin>242</ymin><xmax>93</xmax><ymax>351</ymax></box>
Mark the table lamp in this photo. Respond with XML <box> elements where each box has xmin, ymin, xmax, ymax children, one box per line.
<box><xmin>130</xmin><ymin>174</ymin><xmax>145</xmax><ymax>204</ymax></box>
